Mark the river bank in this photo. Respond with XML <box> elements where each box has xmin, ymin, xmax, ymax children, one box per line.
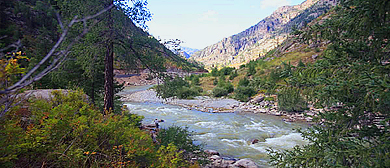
<box><xmin>120</xmin><ymin>88</ymin><xmax>319</xmax><ymax>123</ymax></box>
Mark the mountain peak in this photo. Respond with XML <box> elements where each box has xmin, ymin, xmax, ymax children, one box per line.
<box><xmin>191</xmin><ymin>0</ymin><xmax>335</xmax><ymax>69</ymax></box>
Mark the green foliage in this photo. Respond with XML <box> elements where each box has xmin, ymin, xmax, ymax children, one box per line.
<box><xmin>219</xmin><ymin>67</ymin><xmax>235</xmax><ymax>76</ymax></box>
<box><xmin>211</xmin><ymin>67</ymin><xmax>219</xmax><ymax>77</ymax></box>
<box><xmin>223</xmin><ymin>83</ymin><xmax>234</xmax><ymax>93</ymax></box>
<box><xmin>156</xmin><ymin>77</ymin><xmax>201</xmax><ymax>99</ymax></box>
<box><xmin>238</xmin><ymin>78</ymin><xmax>250</xmax><ymax>87</ymax></box>
<box><xmin>217</xmin><ymin>75</ymin><xmax>226</xmax><ymax>87</ymax></box>
<box><xmin>156</xmin><ymin>143</ymin><xmax>187</xmax><ymax>168</ymax></box>
<box><xmin>191</xmin><ymin>75</ymin><xmax>200</xmax><ymax>86</ymax></box>
<box><xmin>234</xmin><ymin>86</ymin><xmax>256</xmax><ymax>102</ymax></box>
<box><xmin>298</xmin><ymin>59</ymin><xmax>305</xmax><ymax>67</ymax></box>
<box><xmin>177</xmin><ymin>87</ymin><xmax>201</xmax><ymax>99</ymax></box>
<box><xmin>247</xmin><ymin>62</ymin><xmax>256</xmax><ymax>76</ymax></box>
<box><xmin>277</xmin><ymin>87</ymin><xmax>308</xmax><ymax>112</ymax></box>
<box><xmin>212</xmin><ymin>87</ymin><xmax>229</xmax><ymax>97</ymax></box>
<box><xmin>229</xmin><ymin>70</ymin><xmax>238</xmax><ymax>80</ymax></box>
<box><xmin>213</xmin><ymin>77</ymin><xmax>218</xmax><ymax>86</ymax></box>
<box><xmin>157</xmin><ymin>126</ymin><xmax>205</xmax><ymax>163</ymax></box>
<box><xmin>269</xmin><ymin>0</ymin><xmax>390</xmax><ymax>167</ymax></box>
<box><xmin>264</xmin><ymin>97</ymin><xmax>275</xmax><ymax>101</ymax></box>
<box><xmin>0</xmin><ymin>90</ymin><xmax>190</xmax><ymax>167</ymax></box>
<box><xmin>213</xmin><ymin>75</ymin><xmax>233</xmax><ymax>97</ymax></box>
<box><xmin>156</xmin><ymin>77</ymin><xmax>189</xmax><ymax>99</ymax></box>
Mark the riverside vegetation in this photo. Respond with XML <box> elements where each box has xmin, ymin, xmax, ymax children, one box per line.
<box><xmin>0</xmin><ymin>90</ymin><xmax>204</xmax><ymax>167</ymax></box>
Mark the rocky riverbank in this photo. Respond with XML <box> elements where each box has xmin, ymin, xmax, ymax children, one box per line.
<box><xmin>120</xmin><ymin>89</ymin><xmax>320</xmax><ymax>122</ymax></box>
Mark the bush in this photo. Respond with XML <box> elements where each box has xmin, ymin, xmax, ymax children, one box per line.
<box><xmin>234</xmin><ymin>86</ymin><xmax>256</xmax><ymax>102</ymax></box>
<box><xmin>211</xmin><ymin>67</ymin><xmax>219</xmax><ymax>77</ymax></box>
<box><xmin>268</xmin><ymin>68</ymin><xmax>282</xmax><ymax>83</ymax></box>
<box><xmin>219</xmin><ymin>67</ymin><xmax>235</xmax><ymax>76</ymax></box>
<box><xmin>238</xmin><ymin>78</ymin><xmax>250</xmax><ymax>87</ymax></box>
<box><xmin>247</xmin><ymin>64</ymin><xmax>256</xmax><ymax>76</ymax></box>
<box><xmin>277</xmin><ymin>87</ymin><xmax>308</xmax><ymax>112</ymax></box>
<box><xmin>177</xmin><ymin>86</ymin><xmax>201</xmax><ymax>99</ymax></box>
<box><xmin>212</xmin><ymin>87</ymin><xmax>228</xmax><ymax>97</ymax></box>
<box><xmin>217</xmin><ymin>75</ymin><xmax>226</xmax><ymax>87</ymax></box>
<box><xmin>0</xmin><ymin>90</ymin><xmax>191</xmax><ymax>167</ymax></box>
<box><xmin>157</xmin><ymin>126</ymin><xmax>206</xmax><ymax>163</ymax></box>
<box><xmin>191</xmin><ymin>75</ymin><xmax>200</xmax><ymax>86</ymax></box>
<box><xmin>229</xmin><ymin>70</ymin><xmax>238</xmax><ymax>80</ymax></box>
<box><xmin>223</xmin><ymin>83</ymin><xmax>234</xmax><ymax>93</ymax></box>
<box><xmin>213</xmin><ymin>77</ymin><xmax>218</xmax><ymax>86</ymax></box>
<box><xmin>156</xmin><ymin>77</ymin><xmax>190</xmax><ymax>99</ymax></box>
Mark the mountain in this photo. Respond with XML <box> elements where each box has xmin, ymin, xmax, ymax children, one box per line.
<box><xmin>191</xmin><ymin>0</ymin><xmax>337</xmax><ymax>69</ymax></box>
<box><xmin>180</xmin><ymin>47</ymin><xmax>199</xmax><ymax>58</ymax></box>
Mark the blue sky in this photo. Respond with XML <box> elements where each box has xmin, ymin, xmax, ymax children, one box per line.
<box><xmin>146</xmin><ymin>0</ymin><xmax>305</xmax><ymax>49</ymax></box>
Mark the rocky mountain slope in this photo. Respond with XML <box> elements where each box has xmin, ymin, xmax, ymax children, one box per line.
<box><xmin>191</xmin><ymin>0</ymin><xmax>337</xmax><ymax>69</ymax></box>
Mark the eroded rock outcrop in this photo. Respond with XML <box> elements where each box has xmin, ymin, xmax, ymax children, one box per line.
<box><xmin>191</xmin><ymin>0</ymin><xmax>336</xmax><ymax>69</ymax></box>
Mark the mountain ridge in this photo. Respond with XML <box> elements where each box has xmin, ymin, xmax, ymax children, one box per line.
<box><xmin>191</xmin><ymin>0</ymin><xmax>336</xmax><ymax>69</ymax></box>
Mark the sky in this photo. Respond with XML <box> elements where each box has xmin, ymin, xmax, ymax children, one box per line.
<box><xmin>146</xmin><ymin>0</ymin><xmax>305</xmax><ymax>49</ymax></box>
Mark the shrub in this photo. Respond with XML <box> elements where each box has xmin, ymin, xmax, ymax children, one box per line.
<box><xmin>211</xmin><ymin>67</ymin><xmax>219</xmax><ymax>77</ymax></box>
<box><xmin>213</xmin><ymin>77</ymin><xmax>218</xmax><ymax>86</ymax></box>
<box><xmin>157</xmin><ymin>126</ymin><xmax>205</xmax><ymax>162</ymax></box>
<box><xmin>156</xmin><ymin>77</ymin><xmax>190</xmax><ymax>99</ymax></box>
<box><xmin>238</xmin><ymin>78</ymin><xmax>250</xmax><ymax>87</ymax></box>
<box><xmin>268</xmin><ymin>68</ymin><xmax>282</xmax><ymax>83</ymax></box>
<box><xmin>217</xmin><ymin>75</ymin><xmax>226</xmax><ymax>87</ymax></box>
<box><xmin>229</xmin><ymin>70</ymin><xmax>238</xmax><ymax>80</ymax></box>
<box><xmin>219</xmin><ymin>67</ymin><xmax>235</xmax><ymax>76</ymax></box>
<box><xmin>212</xmin><ymin>87</ymin><xmax>228</xmax><ymax>97</ymax></box>
<box><xmin>177</xmin><ymin>86</ymin><xmax>200</xmax><ymax>99</ymax></box>
<box><xmin>156</xmin><ymin>143</ymin><xmax>188</xmax><ymax>168</ymax></box>
<box><xmin>298</xmin><ymin>59</ymin><xmax>306</xmax><ymax>67</ymax></box>
<box><xmin>247</xmin><ymin>64</ymin><xmax>256</xmax><ymax>76</ymax></box>
<box><xmin>234</xmin><ymin>86</ymin><xmax>256</xmax><ymax>102</ymax></box>
<box><xmin>191</xmin><ymin>75</ymin><xmax>200</xmax><ymax>86</ymax></box>
<box><xmin>277</xmin><ymin>87</ymin><xmax>308</xmax><ymax>112</ymax></box>
<box><xmin>0</xmin><ymin>90</ymin><xmax>188</xmax><ymax>167</ymax></box>
<box><xmin>223</xmin><ymin>83</ymin><xmax>234</xmax><ymax>93</ymax></box>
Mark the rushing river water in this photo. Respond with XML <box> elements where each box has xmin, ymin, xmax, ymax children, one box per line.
<box><xmin>121</xmin><ymin>86</ymin><xmax>308</xmax><ymax>167</ymax></box>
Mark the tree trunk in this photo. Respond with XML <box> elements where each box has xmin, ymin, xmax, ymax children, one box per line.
<box><xmin>104</xmin><ymin>2</ymin><xmax>114</xmax><ymax>114</ymax></box>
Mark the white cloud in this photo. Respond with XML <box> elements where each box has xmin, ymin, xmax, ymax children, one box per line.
<box><xmin>198</xmin><ymin>10</ymin><xmax>218</xmax><ymax>22</ymax></box>
<box><xmin>260</xmin><ymin>0</ymin><xmax>292</xmax><ymax>9</ymax></box>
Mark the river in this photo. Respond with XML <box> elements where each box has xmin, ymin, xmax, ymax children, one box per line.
<box><xmin>121</xmin><ymin>86</ymin><xmax>308</xmax><ymax>167</ymax></box>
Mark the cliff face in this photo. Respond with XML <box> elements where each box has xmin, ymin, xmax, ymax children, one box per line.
<box><xmin>191</xmin><ymin>0</ymin><xmax>337</xmax><ymax>69</ymax></box>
